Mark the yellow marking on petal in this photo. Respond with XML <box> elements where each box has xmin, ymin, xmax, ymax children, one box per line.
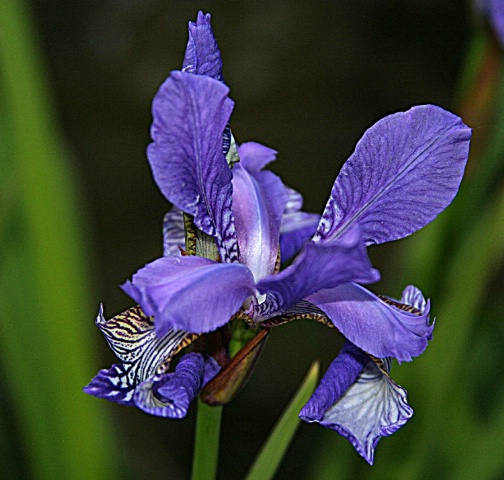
<box><xmin>378</xmin><ymin>295</ymin><xmax>422</xmax><ymax>315</ymax></box>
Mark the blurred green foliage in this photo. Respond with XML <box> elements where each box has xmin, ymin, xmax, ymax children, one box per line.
<box><xmin>0</xmin><ymin>0</ymin><xmax>117</xmax><ymax>478</ymax></box>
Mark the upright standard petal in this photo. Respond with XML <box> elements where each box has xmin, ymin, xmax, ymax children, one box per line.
<box><xmin>134</xmin><ymin>353</ymin><xmax>220</xmax><ymax>418</ymax></box>
<box><xmin>232</xmin><ymin>163</ymin><xmax>287</xmax><ymax>281</ymax></box>
<box><xmin>314</xmin><ymin>105</ymin><xmax>471</xmax><ymax>246</ymax></box>
<box><xmin>255</xmin><ymin>224</ymin><xmax>380</xmax><ymax>319</ymax></box>
<box><xmin>147</xmin><ymin>71</ymin><xmax>238</xmax><ymax>262</ymax></box>
<box><xmin>279</xmin><ymin>187</ymin><xmax>320</xmax><ymax>263</ymax></box>
<box><xmin>163</xmin><ymin>208</ymin><xmax>185</xmax><ymax>256</ymax></box>
<box><xmin>122</xmin><ymin>256</ymin><xmax>256</xmax><ymax>335</ymax></box>
<box><xmin>300</xmin><ymin>343</ymin><xmax>413</xmax><ymax>465</ymax></box>
<box><xmin>182</xmin><ymin>12</ymin><xmax>223</xmax><ymax>81</ymax></box>
<box><xmin>307</xmin><ymin>283</ymin><xmax>432</xmax><ymax>362</ymax></box>
<box><xmin>237</xmin><ymin>142</ymin><xmax>278</xmax><ymax>172</ymax></box>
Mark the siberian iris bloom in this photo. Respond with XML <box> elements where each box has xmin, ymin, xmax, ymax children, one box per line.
<box><xmin>85</xmin><ymin>12</ymin><xmax>471</xmax><ymax>464</ymax></box>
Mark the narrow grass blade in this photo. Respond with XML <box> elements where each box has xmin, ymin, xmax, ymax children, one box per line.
<box><xmin>245</xmin><ymin>361</ymin><xmax>320</xmax><ymax>480</ymax></box>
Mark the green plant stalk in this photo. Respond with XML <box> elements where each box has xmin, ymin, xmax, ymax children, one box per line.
<box><xmin>0</xmin><ymin>0</ymin><xmax>116</xmax><ymax>478</ymax></box>
<box><xmin>191</xmin><ymin>400</ymin><xmax>223</xmax><ymax>480</ymax></box>
<box><xmin>245</xmin><ymin>362</ymin><xmax>320</xmax><ymax>480</ymax></box>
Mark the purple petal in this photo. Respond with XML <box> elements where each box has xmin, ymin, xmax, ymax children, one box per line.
<box><xmin>237</xmin><ymin>142</ymin><xmax>277</xmax><ymax>172</ymax></box>
<box><xmin>85</xmin><ymin>305</ymin><xmax>199</xmax><ymax>407</ymax></box>
<box><xmin>307</xmin><ymin>283</ymin><xmax>432</xmax><ymax>362</ymax></box>
<box><xmin>147</xmin><ymin>71</ymin><xmax>238</xmax><ymax>263</ymax></box>
<box><xmin>314</xmin><ymin>105</ymin><xmax>471</xmax><ymax>246</ymax></box>
<box><xmin>84</xmin><ymin>363</ymin><xmax>136</xmax><ymax>406</ymax></box>
<box><xmin>279</xmin><ymin>187</ymin><xmax>320</xmax><ymax>262</ymax></box>
<box><xmin>299</xmin><ymin>341</ymin><xmax>367</xmax><ymax>420</ymax></box>
<box><xmin>182</xmin><ymin>12</ymin><xmax>223</xmax><ymax>81</ymax></box>
<box><xmin>232</xmin><ymin>164</ymin><xmax>287</xmax><ymax>281</ymax></box>
<box><xmin>163</xmin><ymin>208</ymin><xmax>185</xmax><ymax>256</ymax></box>
<box><xmin>122</xmin><ymin>256</ymin><xmax>256</xmax><ymax>335</ymax></box>
<box><xmin>280</xmin><ymin>211</ymin><xmax>320</xmax><ymax>263</ymax></box>
<box><xmin>301</xmin><ymin>344</ymin><xmax>413</xmax><ymax>465</ymax></box>
<box><xmin>255</xmin><ymin>224</ymin><xmax>380</xmax><ymax>320</ymax></box>
<box><xmin>134</xmin><ymin>353</ymin><xmax>220</xmax><ymax>418</ymax></box>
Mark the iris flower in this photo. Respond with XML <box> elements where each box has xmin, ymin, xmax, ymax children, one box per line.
<box><xmin>85</xmin><ymin>12</ymin><xmax>471</xmax><ymax>464</ymax></box>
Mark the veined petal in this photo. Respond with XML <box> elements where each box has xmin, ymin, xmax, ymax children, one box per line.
<box><xmin>299</xmin><ymin>341</ymin><xmax>367</xmax><ymax>420</ymax></box>
<box><xmin>134</xmin><ymin>353</ymin><xmax>220</xmax><ymax>418</ymax></box>
<box><xmin>314</xmin><ymin>105</ymin><xmax>471</xmax><ymax>246</ymax></box>
<box><xmin>300</xmin><ymin>343</ymin><xmax>413</xmax><ymax>465</ymax></box>
<box><xmin>232</xmin><ymin>164</ymin><xmax>287</xmax><ymax>281</ymax></box>
<box><xmin>307</xmin><ymin>283</ymin><xmax>432</xmax><ymax>362</ymax></box>
<box><xmin>84</xmin><ymin>306</ymin><xmax>199</xmax><ymax>407</ymax></box>
<box><xmin>182</xmin><ymin>12</ymin><xmax>223</xmax><ymax>81</ymax></box>
<box><xmin>237</xmin><ymin>142</ymin><xmax>277</xmax><ymax>172</ymax></box>
<box><xmin>122</xmin><ymin>256</ymin><xmax>256</xmax><ymax>335</ymax></box>
<box><xmin>83</xmin><ymin>363</ymin><xmax>136</xmax><ymax>406</ymax></box>
<box><xmin>255</xmin><ymin>224</ymin><xmax>379</xmax><ymax>320</ymax></box>
<box><xmin>147</xmin><ymin>71</ymin><xmax>238</xmax><ymax>262</ymax></box>
<box><xmin>163</xmin><ymin>208</ymin><xmax>185</xmax><ymax>256</ymax></box>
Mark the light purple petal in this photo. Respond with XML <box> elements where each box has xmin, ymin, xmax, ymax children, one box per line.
<box><xmin>255</xmin><ymin>224</ymin><xmax>380</xmax><ymax>320</ymax></box>
<box><xmin>134</xmin><ymin>353</ymin><xmax>220</xmax><ymax>418</ymax></box>
<box><xmin>237</xmin><ymin>142</ymin><xmax>277</xmax><ymax>172</ymax></box>
<box><xmin>307</xmin><ymin>283</ymin><xmax>432</xmax><ymax>362</ymax></box>
<box><xmin>182</xmin><ymin>12</ymin><xmax>223</xmax><ymax>81</ymax></box>
<box><xmin>122</xmin><ymin>256</ymin><xmax>256</xmax><ymax>335</ymax></box>
<box><xmin>301</xmin><ymin>344</ymin><xmax>413</xmax><ymax>465</ymax></box>
<box><xmin>314</xmin><ymin>105</ymin><xmax>471</xmax><ymax>246</ymax></box>
<box><xmin>147</xmin><ymin>71</ymin><xmax>238</xmax><ymax>263</ymax></box>
<box><xmin>163</xmin><ymin>207</ymin><xmax>185</xmax><ymax>256</ymax></box>
<box><xmin>232</xmin><ymin>164</ymin><xmax>287</xmax><ymax>281</ymax></box>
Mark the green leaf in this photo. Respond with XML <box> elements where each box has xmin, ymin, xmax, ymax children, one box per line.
<box><xmin>245</xmin><ymin>362</ymin><xmax>320</xmax><ymax>480</ymax></box>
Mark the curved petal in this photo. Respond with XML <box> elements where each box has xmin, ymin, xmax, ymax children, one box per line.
<box><xmin>182</xmin><ymin>12</ymin><xmax>223</xmax><ymax>81</ymax></box>
<box><xmin>307</xmin><ymin>283</ymin><xmax>432</xmax><ymax>362</ymax></box>
<box><xmin>147</xmin><ymin>71</ymin><xmax>238</xmax><ymax>262</ymax></box>
<box><xmin>84</xmin><ymin>306</ymin><xmax>198</xmax><ymax>407</ymax></box>
<box><xmin>300</xmin><ymin>343</ymin><xmax>413</xmax><ymax>465</ymax></box>
<box><xmin>163</xmin><ymin>208</ymin><xmax>185</xmax><ymax>256</ymax></box>
<box><xmin>134</xmin><ymin>353</ymin><xmax>220</xmax><ymax>418</ymax></box>
<box><xmin>299</xmin><ymin>341</ymin><xmax>367</xmax><ymax>419</ymax></box>
<box><xmin>232</xmin><ymin>164</ymin><xmax>287</xmax><ymax>281</ymax></box>
<box><xmin>255</xmin><ymin>224</ymin><xmax>380</xmax><ymax>320</ymax></box>
<box><xmin>237</xmin><ymin>142</ymin><xmax>277</xmax><ymax>172</ymax></box>
<box><xmin>122</xmin><ymin>256</ymin><xmax>256</xmax><ymax>335</ymax></box>
<box><xmin>84</xmin><ymin>363</ymin><xmax>136</xmax><ymax>406</ymax></box>
<box><xmin>279</xmin><ymin>187</ymin><xmax>320</xmax><ymax>262</ymax></box>
<box><xmin>314</xmin><ymin>105</ymin><xmax>471</xmax><ymax>246</ymax></box>
<box><xmin>280</xmin><ymin>211</ymin><xmax>320</xmax><ymax>263</ymax></box>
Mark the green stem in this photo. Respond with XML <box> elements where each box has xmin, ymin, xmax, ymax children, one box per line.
<box><xmin>191</xmin><ymin>400</ymin><xmax>223</xmax><ymax>480</ymax></box>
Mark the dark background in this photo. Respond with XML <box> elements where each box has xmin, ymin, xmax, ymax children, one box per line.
<box><xmin>32</xmin><ymin>1</ymin><xmax>470</xmax><ymax>478</ymax></box>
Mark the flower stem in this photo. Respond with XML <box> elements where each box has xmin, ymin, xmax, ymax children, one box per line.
<box><xmin>191</xmin><ymin>399</ymin><xmax>223</xmax><ymax>480</ymax></box>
